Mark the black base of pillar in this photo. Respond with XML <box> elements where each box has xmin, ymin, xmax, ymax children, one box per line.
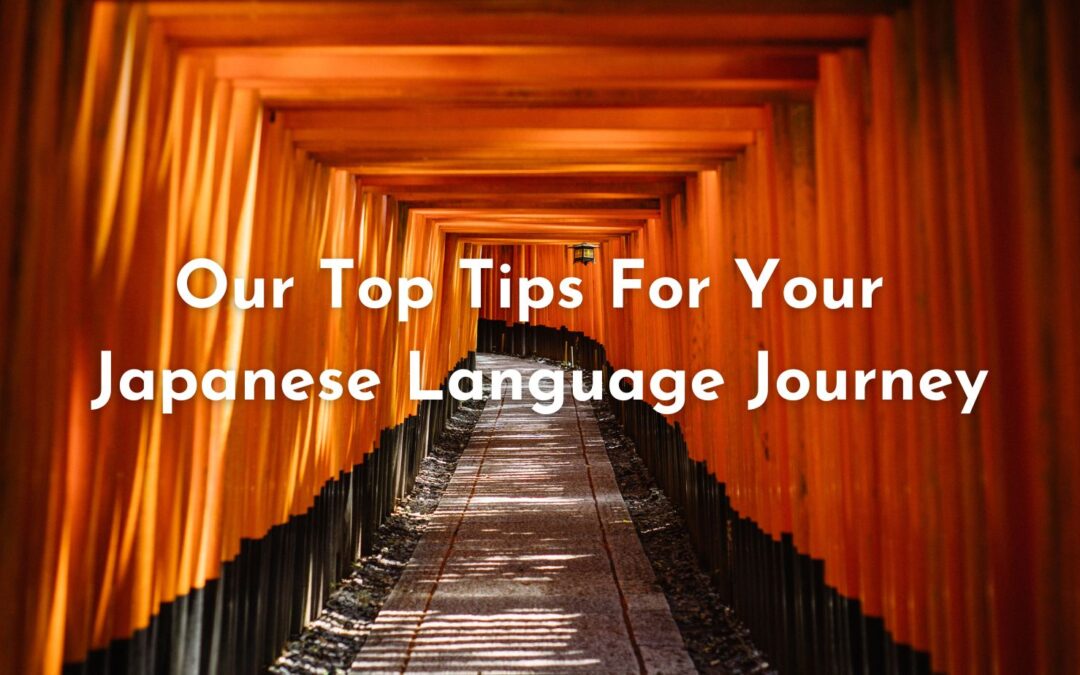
<box><xmin>64</xmin><ymin>353</ymin><xmax>477</xmax><ymax>675</ymax></box>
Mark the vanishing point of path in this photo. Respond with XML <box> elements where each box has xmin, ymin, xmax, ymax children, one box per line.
<box><xmin>350</xmin><ymin>354</ymin><xmax>696</xmax><ymax>673</ymax></box>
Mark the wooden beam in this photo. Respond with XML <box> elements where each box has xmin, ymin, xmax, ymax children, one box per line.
<box><xmin>280</xmin><ymin>107</ymin><xmax>768</xmax><ymax>131</ymax></box>
<box><xmin>257</xmin><ymin>85</ymin><xmax>814</xmax><ymax>108</ymax></box>
<box><xmin>154</xmin><ymin>12</ymin><xmax>872</xmax><ymax>49</ymax></box>
<box><xmin>356</xmin><ymin>174</ymin><xmax>686</xmax><ymax>196</ymax></box>
<box><xmin>144</xmin><ymin>1</ymin><xmax>898</xmax><ymax>20</ymax></box>
<box><xmin>339</xmin><ymin>160</ymin><xmax>723</xmax><ymax>173</ymax></box>
<box><xmin>211</xmin><ymin>47</ymin><xmax>818</xmax><ymax>84</ymax></box>
<box><xmin>402</xmin><ymin>198</ymin><xmax>662</xmax><ymax>211</ymax></box>
<box><xmin>290</xmin><ymin>129</ymin><xmax>755</xmax><ymax>152</ymax></box>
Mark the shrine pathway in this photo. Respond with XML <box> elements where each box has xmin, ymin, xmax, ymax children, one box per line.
<box><xmin>350</xmin><ymin>354</ymin><xmax>695</xmax><ymax>673</ymax></box>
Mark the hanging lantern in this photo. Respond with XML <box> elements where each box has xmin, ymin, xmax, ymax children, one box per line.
<box><xmin>569</xmin><ymin>242</ymin><xmax>597</xmax><ymax>265</ymax></box>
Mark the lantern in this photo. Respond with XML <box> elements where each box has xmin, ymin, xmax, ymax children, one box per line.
<box><xmin>569</xmin><ymin>243</ymin><xmax>597</xmax><ymax>265</ymax></box>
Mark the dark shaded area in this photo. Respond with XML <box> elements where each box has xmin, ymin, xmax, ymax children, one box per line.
<box><xmin>63</xmin><ymin>356</ymin><xmax>478</xmax><ymax>675</ymax></box>
<box><xmin>271</xmin><ymin>387</ymin><xmax>487</xmax><ymax>674</ymax></box>
<box><xmin>607</xmin><ymin>397</ymin><xmax>935</xmax><ymax>675</ymax></box>
<box><xmin>590</xmin><ymin>397</ymin><xmax>773</xmax><ymax>675</ymax></box>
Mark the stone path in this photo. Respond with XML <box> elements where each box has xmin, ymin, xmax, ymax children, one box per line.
<box><xmin>351</xmin><ymin>355</ymin><xmax>695</xmax><ymax>673</ymax></box>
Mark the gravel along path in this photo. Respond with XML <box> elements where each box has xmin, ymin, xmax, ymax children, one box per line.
<box><xmin>590</xmin><ymin>395</ymin><xmax>775</xmax><ymax>675</ymax></box>
<box><xmin>270</xmin><ymin>394</ymin><xmax>487</xmax><ymax>674</ymax></box>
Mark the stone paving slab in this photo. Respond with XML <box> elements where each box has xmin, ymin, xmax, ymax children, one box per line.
<box><xmin>351</xmin><ymin>355</ymin><xmax>695</xmax><ymax>674</ymax></box>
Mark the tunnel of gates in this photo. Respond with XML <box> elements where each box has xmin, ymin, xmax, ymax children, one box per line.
<box><xmin>1</xmin><ymin>1</ymin><xmax>1078</xmax><ymax>674</ymax></box>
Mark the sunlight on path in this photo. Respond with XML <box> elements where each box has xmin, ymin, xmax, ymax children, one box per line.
<box><xmin>351</xmin><ymin>355</ymin><xmax>694</xmax><ymax>673</ymax></box>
